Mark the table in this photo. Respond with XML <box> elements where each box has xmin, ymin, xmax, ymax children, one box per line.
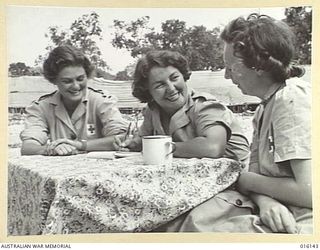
<box><xmin>7</xmin><ymin>148</ymin><xmax>243</xmax><ymax>235</ymax></box>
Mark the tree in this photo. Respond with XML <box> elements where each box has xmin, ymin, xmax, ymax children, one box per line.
<box><xmin>283</xmin><ymin>7</ymin><xmax>312</xmax><ymax>64</ymax></box>
<box><xmin>36</xmin><ymin>12</ymin><xmax>109</xmax><ymax>70</ymax></box>
<box><xmin>111</xmin><ymin>17</ymin><xmax>224</xmax><ymax>71</ymax></box>
<box><xmin>8</xmin><ymin>62</ymin><xmax>31</xmax><ymax>76</ymax></box>
<box><xmin>114</xmin><ymin>70</ymin><xmax>131</xmax><ymax>81</ymax></box>
<box><xmin>95</xmin><ymin>68</ymin><xmax>115</xmax><ymax>80</ymax></box>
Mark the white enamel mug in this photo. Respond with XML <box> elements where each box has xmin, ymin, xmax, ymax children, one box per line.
<box><xmin>142</xmin><ymin>135</ymin><xmax>174</xmax><ymax>165</ymax></box>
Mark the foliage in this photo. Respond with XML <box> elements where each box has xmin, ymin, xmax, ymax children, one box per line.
<box><xmin>114</xmin><ymin>70</ymin><xmax>132</xmax><ymax>81</ymax></box>
<box><xmin>112</xmin><ymin>17</ymin><xmax>224</xmax><ymax>71</ymax></box>
<box><xmin>283</xmin><ymin>6</ymin><xmax>312</xmax><ymax>64</ymax></box>
<box><xmin>95</xmin><ymin>68</ymin><xmax>115</xmax><ymax>80</ymax></box>
<box><xmin>36</xmin><ymin>12</ymin><xmax>109</xmax><ymax>70</ymax></box>
<box><xmin>8</xmin><ymin>63</ymin><xmax>42</xmax><ymax>77</ymax></box>
<box><xmin>114</xmin><ymin>63</ymin><xmax>135</xmax><ymax>80</ymax></box>
<box><xmin>8</xmin><ymin>62</ymin><xmax>30</xmax><ymax>76</ymax></box>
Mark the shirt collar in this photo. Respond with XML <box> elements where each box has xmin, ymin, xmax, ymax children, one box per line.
<box><xmin>261</xmin><ymin>82</ymin><xmax>285</xmax><ymax>106</ymax></box>
<box><xmin>48</xmin><ymin>88</ymin><xmax>89</xmax><ymax>105</ymax></box>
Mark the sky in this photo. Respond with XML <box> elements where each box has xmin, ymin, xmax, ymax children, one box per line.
<box><xmin>6</xmin><ymin>6</ymin><xmax>287</xmax><ymax>74</ymax></box>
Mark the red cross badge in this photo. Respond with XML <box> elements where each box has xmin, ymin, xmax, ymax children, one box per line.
<box><xmin>87</xmin><ymin>124</ymin><xmax>96</xmax><ymax>136</ymax></box>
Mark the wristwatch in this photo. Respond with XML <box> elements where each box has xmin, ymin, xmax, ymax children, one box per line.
<box><xmin>80</xmin><ymin>140</ymin><xmax>87</xmax><ymax>152</ymax></box>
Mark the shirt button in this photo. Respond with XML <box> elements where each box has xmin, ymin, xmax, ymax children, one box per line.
<box><xmin>235</xmin><ymin>199</ymin><xmax>243</xmax><ymax>206</ymax></box>
<box><xmin>70</xmin><ymin>134</ymin><xmax>77</xmax><ymax>140</ymax></box>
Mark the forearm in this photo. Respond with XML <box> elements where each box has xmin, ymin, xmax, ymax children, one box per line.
<box><xmin>174</xmin><ymin>137</ymin><xmax>225</xmax><ymax>158</ymax></box>
<box><xmin>250</xmin><ymin>192</ymin><xmax>278</xmax><ymax>208</ymax></box>
<box><xmin>241</xmin><ymin>172</ymin><xmax>312</xmax><ymax>208</ymax></box>
<box><xmin>21</xmin><ymin>140</ymin><xmax>47</xmax><ymax>155</ymax></box>
<box><xmin>86</xmin><ymin>135</ymin><xmax>119</xmax><ymax>151</ymax></box>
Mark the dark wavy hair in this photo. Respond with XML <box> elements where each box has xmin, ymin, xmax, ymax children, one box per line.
<box><xmin>132</xmin><ymin>50</ymin><xmax>192</xmax><ymax>103</ymax></box>
<box><xmin>220</xmin><ymin>13</ymin><xmax>305</xmax><ymax>82</ymax></box>
<box><xmin>43</xmin><ymin>45</ymin><xmax>95</xmax><ymax>83</ymax></box>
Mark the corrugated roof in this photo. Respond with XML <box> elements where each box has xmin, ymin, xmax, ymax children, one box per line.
<box><xmin>8</xmin><ymin>70</ymin><xmax>262</xmax><ymax>108</ymax></box>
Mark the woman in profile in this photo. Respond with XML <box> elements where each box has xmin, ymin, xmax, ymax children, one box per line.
<box><xmin>220</xmin><ymin>13</ymin><xmax>312</xmax><ymax>233</ymax></box>
<box><xmin>20</xmin><ymin>45</ymin><xmax>128</xmax><ymax>156</ymax></box>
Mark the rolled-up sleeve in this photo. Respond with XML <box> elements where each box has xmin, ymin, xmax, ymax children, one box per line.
<box><xmin>97</xmin><ymin>95</ymin><xmax>128</xmax><ymax>136</ymax></box>
<box><xmin>194</xmin><ymin>101</ymin><xmax>234</xmax><ymax>140</ymax></box>
<box><xmin>20</xmin><ymin>103</ymin><xmax>49</xmax><ymax>145</ymax></box>
<box><xmin>273</xmin><ymin>83</ymin><xmax>311</xmax><ymax>162</ymax></box>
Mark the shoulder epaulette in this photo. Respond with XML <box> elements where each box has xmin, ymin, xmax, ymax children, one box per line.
<box><xmin>88</xmin><ymin>87</ymin><xmax>110</xmax><ymax>98</ymax></box>
<box><xmin>34</xmin><ymin>91</ymin><xmax>57</xmax><ymax>104</ymax></box>
<box><xmin>88</xmin><ymin>87</ymin><xmax>104</xmax><ymax>94</ymax></box>
<box><xmin>192</xmin><ymin>91</ymin><xmax>217</xmax><ymax>102</ymax></box>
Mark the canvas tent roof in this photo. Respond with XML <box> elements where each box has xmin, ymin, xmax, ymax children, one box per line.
<box><xmin>8</xmin><ymin>70</ymin><xmax>261</xmax><ymax>108</ymax></box>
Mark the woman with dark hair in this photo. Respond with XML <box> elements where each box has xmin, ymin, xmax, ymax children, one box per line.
<box><xmin>113</xmin><ymin>50</ymin><xmax>256</xmax><ymax>232</ymax></box>
<box><xmin>114</xmin><ymin>50</ymin><xmax>249</xmax><ymax>160</ymax></box>
<box><xmin>20</xmin><ymin>45</ymin><xmax>128</xmax><ymax>156</ymax></box>
<box><xmin>220</xmin><ymin>13</ymin><xmax>312</xmax><ymax>233</ymax></box>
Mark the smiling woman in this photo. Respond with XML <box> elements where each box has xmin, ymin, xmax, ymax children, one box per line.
<box><xmin>20</xmin><ymin>45</ymin><xmax>128</xmax><ymax>156</ymax></box>
<box><xmin>113</xmin><ymin>49</ymin><xmax>250</xmax><ymax>162</ymax></box>
<box><xmin>111</xmin><ymin>49</ymin><xmax>253</xmax><ymax>232</ymax></box>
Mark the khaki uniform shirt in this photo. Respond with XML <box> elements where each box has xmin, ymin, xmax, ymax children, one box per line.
<box><xmin>250</xmin><ymin>78</ymin><xmax>311</xmax><ymax>177</ymax></box>
<box><xmin>20</xmin><ymin>87</ymin><xmax>128</xmax><ymax>145</ymax></box>
<box><xmin>139</xmin><ymin>90</ymin><xmax>250</xmax><ymax>165</ymax></box>
<box><xmin>250</xmin><ymin>78</ymin><xmax>312</xmax><ymax>222</ymax></box>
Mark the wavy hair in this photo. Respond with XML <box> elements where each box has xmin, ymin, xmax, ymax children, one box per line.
<box><xmin>132</xmin><ymin>50</ymin><xmax>192</xmax><ymax>103</ymax></box>
<box><xmin>220</xmin><ymin>13</ymin><xmax>305</xmax><ymax>82</ymax></box>
<box><xmin>43</xmin><ymin>45</ymin><xmax>95</xmax><ymax>83</ymax></box>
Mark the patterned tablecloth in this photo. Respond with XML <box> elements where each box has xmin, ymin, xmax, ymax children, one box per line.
<box><xmin>7</xmin><ymin>148</ymin><xmax>243</xmax><ymax>235</ymax></box>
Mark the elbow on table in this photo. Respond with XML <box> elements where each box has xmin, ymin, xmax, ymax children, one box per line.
<box><xmin>204</xmin><ymin>143</ymin><xmax>226</xmax><ymax>159</ymax></box>
<box><xmin>20</xmin><ymin>141</ymin><xmax>42</xmax><ymax>156</ymax></box>
<box><xmin>20</xmin><ymin>146</ymin><xmax>33</xmax><ymax>155</ymax></box>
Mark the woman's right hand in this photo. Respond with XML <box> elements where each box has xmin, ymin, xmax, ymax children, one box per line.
<box><xmin>257</xmin><ymin>196</ymin><xmax>297</xmax><ymax>233</ymax></box>
<box><xmin>113</xmin><ymin>134</ymin><xmax>132</xmax><ymax>151</ymax></box>
<box><xmin>113</xmin><ymin>134</ymin><xmax>142</xmax><ymax>152</ymax></box>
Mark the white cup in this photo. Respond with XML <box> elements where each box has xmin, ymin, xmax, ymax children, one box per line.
<box><xmin>142</xmin><ymin>135</ymin><xmax>174</xmax><ymax>165</ymax></box>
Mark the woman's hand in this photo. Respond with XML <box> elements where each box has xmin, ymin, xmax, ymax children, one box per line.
<box><xmin>46</xmin><ymin>138</ymin><xmax>81</xmax><ymax>155</ymax></box>
<box><xmin>113</xmin><ymin>134</ymin><xmax>130</xmax><ymax>151</ymax></box>
<box><xmin>51</xmin><ymin>143</ymin><xmax>78</xmax><ymax>156</ymax></box>
<box><xmin>113</xmin><ymin>134</ymin><xmax>142</xmax><ymax>152</ymax></box>
<box><xmin>257</xmin><ymin>195</ymin><xmax>297</xmax><ymax>234</ymax></box>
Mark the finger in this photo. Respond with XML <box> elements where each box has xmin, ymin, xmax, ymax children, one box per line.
<box><xmin>55</xmin><ymin>144</ymin><xmax>73</xmax><ymax>155</ymax></box>
<box><xmin>113</xmin><ymin>136</ymin><xmax>123</xmax><ymax>147</ymax></box>
<box><xmin>71</xmin><ymin>148</ymin><xmax>79</xmax><ymax>155</ymax></box>
<box><xmin>55</xmin><ymin>146</ymin><xmax>67</xmax><ymax>156</ymax></box>
<box><xmin>123</xmin><ymin>137</ymin><xmax>134</xmax><ymax>147</ymax></box>
<box><xmin>261</xmin><ymin>213</ymin><xmax>278</xmax><ymax>233</ymax></box>
<box><xmin>47</xmin><ymin>144</ymin><xmax>57</xmax><ymax>156</ymax></box>
<box><xmin>280</xmin><ymin>211</ymin><xmax>297</xmax><ymax>234</ymax></box>
<box><xmin>271</xmin><ymin>213</ymin><xmax>286</xmax><ymax>233</ymax></box>
<box><xmin>50</xmin><ymin>138</ymin><xmax>66</xmax><ymax>148</ymax></box>
<box><xmin>268</xmin><ymin>218</ymin><xmax>279</xmax><ymax>233</ymax></box>
<box><xmin>113</xmin><ymin>139</ymin><xmax>121</xmax><ymax>151</ymax></box>
<box><xmin>62</xmin><ymin>144</ymin><xmax>77</xmax><ymax>155</ymax></box>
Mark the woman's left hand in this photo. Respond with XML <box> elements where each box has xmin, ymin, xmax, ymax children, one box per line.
<box><xmin>53</xmin><ymin>143</ymin><xmax>78</xmax><ymax>156</ymax></box>
<box><xmin>49</xmin><ymin>138</ymin><xmax>83</xmax><ymax>151</ymax></box>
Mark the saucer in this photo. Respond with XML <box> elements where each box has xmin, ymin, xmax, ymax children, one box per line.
<box><xmin>114</xmin><ymin>151</ymin><xmax>142</xmax><ymax>158</ymax></box>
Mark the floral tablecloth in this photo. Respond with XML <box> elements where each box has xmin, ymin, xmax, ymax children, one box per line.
<box><xmin>8</xmin><ymin>148</ymin><xmax>243</xmax><ymax>235</ymax></box>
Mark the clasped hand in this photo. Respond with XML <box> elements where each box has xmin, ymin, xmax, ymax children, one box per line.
<box><xmin>45</xmin><ymin>138</ymin><xmax>82</xmax><ymax>156</ymax></box>
<box><xmin>237</xmin><ymin>172</ymin><xmax>297</xmax><ymax>233</ymax></box>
